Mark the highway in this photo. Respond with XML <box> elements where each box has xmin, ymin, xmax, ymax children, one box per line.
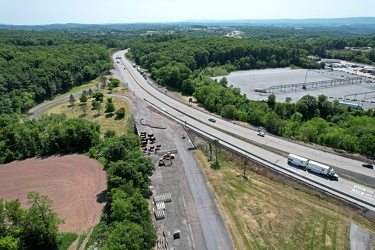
<box><xmin>114</xmin><ymin>49</ymin><xmax>375</xmax><ymax>213</ymax></box>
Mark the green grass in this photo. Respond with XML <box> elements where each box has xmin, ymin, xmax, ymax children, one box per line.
<box><xmin>201</xmin><ymin>66</ymin><xmax>229</xmax><ymax>77</ymax></box>
<box><xmin>84</xmin><ymin>222</ymin><xmax>106</xmax><ymax>250</ymax></box>
<box><xmin>76</xmin><ymin>232</ymin><xmax>87</xmax><ymax>250</ymax></box>
<box><xmin>41</xmin><ymin>90</ymin><xmax>132</xmax><ymax>137</ymax></box>
<box><xmin>194</xmin><ymin>147</ymin><xmax>375</xmax><ymax>250</ymax></box>
<box><xmin>57</xmin><ymin>232</ymin><xmax>78</xmax><ymax>250</ymax></box>
<box><xmin>32</xmin><ymin>75</ymin><xmax>112</xmax><ymax>110</ymax></box>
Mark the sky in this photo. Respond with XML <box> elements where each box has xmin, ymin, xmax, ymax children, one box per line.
<box><xmin>1</xmin><ymin>0</ymin><xmax>375</xmax><ymax>25</ymax></box>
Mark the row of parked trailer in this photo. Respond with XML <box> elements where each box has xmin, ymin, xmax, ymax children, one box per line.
<box><xmin>287</xmin><ymin>153</ymin><xmax>339</xmax><ymax>180</ymax></box>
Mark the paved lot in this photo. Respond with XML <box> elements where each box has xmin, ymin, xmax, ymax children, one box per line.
<box><xmin>213</xmin><ymin>68</ymin><xmax>375</xmax><ymax>109</ymax></box>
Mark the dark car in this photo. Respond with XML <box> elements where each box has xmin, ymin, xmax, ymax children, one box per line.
<box><xmin>208</xmin><ymin>117</ymin><xmax>216</xmax><ymax>123</ymax></box>
<box><xmin>362</xmin><ymin>163</ymin><xmax>374</xmax><ymax>169</ymax></box>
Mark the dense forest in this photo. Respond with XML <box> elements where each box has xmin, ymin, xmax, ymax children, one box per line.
<box><xmin>0</xmin><ymin>30</ymin><xmax>135</xmax><ymax>114</ymax></box>
<box><xmin>0</xmin><ymin>192</ymin><xmax>63</xmax><ymax>249</ymax></box>
<box><xmin>0</xmin><ymin>23</ymin><xmax>375</xmax><ymax>249</ymax></box>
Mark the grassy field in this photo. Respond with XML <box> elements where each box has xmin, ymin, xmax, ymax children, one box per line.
<box><xmin>194</xmin><ymin>146</ymin><xmax>375</xmax><ymax>250</ymax></box>
<box><xmin>41</xmin><ymin>86</ymin><xmax>132</xmax><ymax>137</ymax></box>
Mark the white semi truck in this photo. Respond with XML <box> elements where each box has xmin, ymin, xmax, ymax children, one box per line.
<box><xmin>306</xmin><ymin>160</ymin><xmax>338</xmax><ymax>180</ymax></box>
<box><xmin>288</xmin><ymin>153</ymin><xmax>338</xmax><ymax>180</ymax></box>
<box><xmin>288</xmin><ymin>154</ymin><xmax>309</xmax><ymax>168</ymax></box>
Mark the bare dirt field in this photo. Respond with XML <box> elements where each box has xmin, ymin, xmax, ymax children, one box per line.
<box><xmin>0</xmin><ymin>154</ymin><xmax>106</xmax><ymax>233</ymax></box>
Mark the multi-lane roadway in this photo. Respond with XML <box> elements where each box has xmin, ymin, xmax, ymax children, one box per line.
<box><xmin>114</xmin><ymin>50</ymin><xmax>375</xmax><ymax>213</ymax></box>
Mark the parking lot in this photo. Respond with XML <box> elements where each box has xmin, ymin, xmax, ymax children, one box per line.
<box><xmin>213</xmin><ymin>67</ymin><xmax>375</xmax><ymax>109</ymax></box>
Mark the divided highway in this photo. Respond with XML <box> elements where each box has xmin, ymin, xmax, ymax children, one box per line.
<box><xmin>114</xmin><ymin>50</ymin><xmax>375</xmax><ymax>213</ymax></box>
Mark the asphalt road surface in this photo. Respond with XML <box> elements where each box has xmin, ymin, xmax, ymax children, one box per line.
<box><xmin>114</xmin><ymin>50</ymin><xmax>375</xmax><ymax>213</ymax></box>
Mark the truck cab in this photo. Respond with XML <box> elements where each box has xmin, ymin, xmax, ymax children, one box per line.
<box><xmin>328</xmin><ymin>169</ymin><xmax>339</xmax><ymax>180</ymax></box>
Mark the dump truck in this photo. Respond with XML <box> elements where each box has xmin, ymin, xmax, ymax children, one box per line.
<box><xmin>288</xmin><ymin>153</ymin><xmax>309</xmax><ymax>168</ymax></box>
<box><xmin>306</xmin><ymin>160</ymin><xmax>338</xmax><ymax>180</ymax></box>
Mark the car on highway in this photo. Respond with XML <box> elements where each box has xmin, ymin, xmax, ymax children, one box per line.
<box><xmin>258</xmin><ymin>132</ymin><xmax>265</xmax><ymax>137</ymax></box>
<box><xmin>362</xmin><ymin>163</ymin><xmax>374</xmax><ymax>169</ymax></box>
<box><xmin>208</xmin><ymin>117</ymin><xmax>216</xmax><ymax>123</ymax></box>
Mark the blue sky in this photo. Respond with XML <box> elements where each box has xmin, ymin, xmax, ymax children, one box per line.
<box><xmin>1</xmin><ymin>0</ymin><xmax>374</xmax><ymax>25</ymax></box>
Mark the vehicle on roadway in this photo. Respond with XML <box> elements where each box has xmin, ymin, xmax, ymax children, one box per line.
<box><xmin>306</xmin><ymin>160</ymin><xmax>338</xmax><ymax>180</ymax></box>
<box><xmin>257</xmin><ymin>132</ymin><xmax>265</xmax><ymax>137</ymax></box>
<box><xmin>287</xmin><ymin>154</ymin><xmax>309</xmax><ymax>167</ymax></box>
<box><xmin>338</xmin><ymin>101</ymin><xmax>364</xmax><ymax>110</ymax></box>
<box><xmin>208</xmin><ymin>117</ymin><xmax>216</xmax><ymax>123</ymax></box>
<box><xmin>288</xmin><ymin>154</ymin><xmax>339</xmax><ymax>180</ymax></box>
<box><xmin>362</xmin><ymin>163</ymin><xmax>374</xmax><ymax>169</ymax></box>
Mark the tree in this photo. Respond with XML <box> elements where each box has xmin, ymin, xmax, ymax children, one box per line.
<box><xmin>69</xmin><ymin>94</ymin><xmax>76</xmax><ymax>106</ymax></box>
<box><xmin>80</xmin><ymin>103</ymin><xmax>87</xmax><ymax>115</ymax></box>
<box><xmin>0</xmin><ymin>236</ymin><xmax>19</xmax><ymax>250</ymax></box>
<box><xmin>88</xmin><ymin>88</ymin><xmax>93</xmax><ymax>98</ymax></box>
<box><xmin>97</xmin><ymin>101</ymin><xmax>102</xmax><ymax>116</ymax></box>
<box><xmin>104</xmin><ymin>130</ymin><xmax>116</xmax><ymax>139</ymax></box>
<box><xmin>221</xmin><ymin>104</ymin><xmax>237</xmax><ymax>119</ymax></box>
<box><xmin>219</xmin><ymin>77</ymin><xmax>228</xmax><ymax>87</ymax></box>
<box><xmin>211</xmin><ymin>139</ymin><xmax>220</xmax><ymax>169</ymax></box>
<box><xmin>0</xmin><ymin>193</ymin><xmax>63</xmax><ymax>250</ymax></box>
<box><xmin>358</xmin><ymin>134</ymin><xmax>375</xmax><ymax>157</ymax></box>
<box><xmin>265</xmin><ymin>112</ymin><xmax>284</xmax><ymax>135</ymax></box>
<box><xmin>99</xmin><ymin>72</ymin><xmax>106</xmax><ymax>88</ymax></box>
<box><xmin>101</xmin><ymin>221</ymin><xmax>145</xmax><ymax>250</ymax></box>
<box><xmin>105</xmin><ymin>102</ymin><xmax>115</xmax><ymax>113</ymax></box>
<box><xmin>115</xmin><ymin>108</ymin><xmax>126</xmax><ymax>119</ymax></box>
<box><xmin>79</xmin><ymin>93</ymin><xmax>88</xmax><ymax>103</ymax></box>
<box><xmin>110</xmin><ymin>79</ymin><xmax>120</xmax><ymax>88</ymax></box>
<box><xmin>93</xmin><ymin>92</ymin><xmax>104</xmax><ymax>102</ymax></box>
<box><xmin>21</xmin><ymin>192</ymin><xmax>63</xmax><ymax>250</ymax></box>
<box><xmin>4</xmin><ymin>199</ymin><xmax>24</xmax><ymax>231</ymax></box>
<box><xmin>296</xmin><ymin>95</ymin><xmax>318</xmax><ymax>120</ymax></box>
<box><xmin>92</xmin><ymin>100</ymin><xmax>99</xmax><ymax>109</ymax></box>
<box><xmin>108</xmin><ymin>83</ymin><xmax>113</xmax><ymax>93</ymax></box>
<box><xmin>268</xmin><ymin>93</ymin><xmax>276</xmax><ymax>109</ymax></box>
<box><xmin>283</xmin><ymin>121</ymin><xmax>300</xmax><ymax>138</ymax></box>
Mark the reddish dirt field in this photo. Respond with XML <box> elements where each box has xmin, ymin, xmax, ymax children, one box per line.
<box><xmin>0</xmin><ymin>154</ymin><xmax>106</xmax><ymax>233</ymax></box>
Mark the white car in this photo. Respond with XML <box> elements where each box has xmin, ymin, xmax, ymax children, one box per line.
<box><xmin>258</xmin><ymin>132</ymin><xmax>265</xmax><ymax>137</ymax></box>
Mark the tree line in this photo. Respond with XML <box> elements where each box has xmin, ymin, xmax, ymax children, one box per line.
<box><xmin>0</xmin><ymin>113</ymin><xmax>157</xmax><ymax>249</ymax></box>
<box><xmin>0</xmin><ymin>192</ymin><xmax>63</xmax><ymax>249</ymax></box>
<box><xmin>86</xmin><ymin>135</ymin><xmax>156</xmax><ymax>249</ymax></box>
<box><xmin>0</xmin><ymin>113</ymin><xmax>100</xmax><ymax>163</ymax></box>
<box><xmin>129</xmin><ymin>35</ymin><xmax>375</xmax><ymax>157</ymax></box>
<box><xmin>0</xmin><ymin>30</ymin><xmax>137</xmax><ymax>115</ymax></box>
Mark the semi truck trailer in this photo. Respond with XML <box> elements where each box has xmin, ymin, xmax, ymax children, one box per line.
<box><xmin>306</xmin><ymin>160</ymin><xmax>338</xmax><ymax>180</ymax></box>
<box><xmin>288</xmin><ymin>154</ymin><xmax>309</xmax><ymax>168</ymax></box>
<box><xmin>287</xmin><ymin>153</ymin><xmax>338</xmax><ymax>180</ymax></box>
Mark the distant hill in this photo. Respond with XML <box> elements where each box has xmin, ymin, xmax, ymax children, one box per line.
<box><xmin>1</xmin><ymin>17</ymin><xmax>375</xmax><ymax>32</ymax></box>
